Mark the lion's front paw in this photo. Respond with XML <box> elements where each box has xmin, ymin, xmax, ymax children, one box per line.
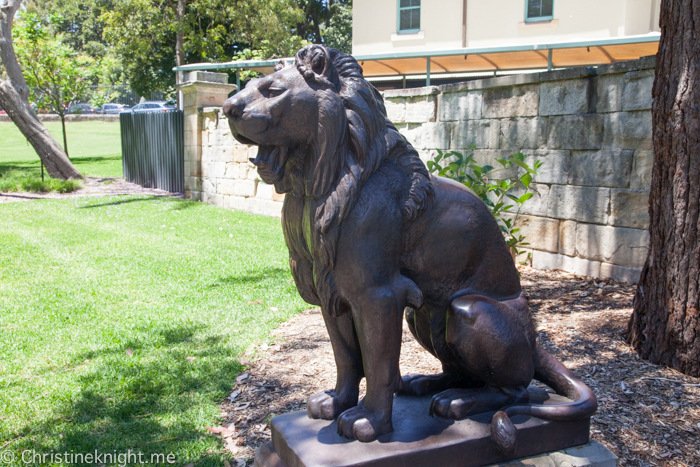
<box><xmin>307</xmin><ymin>390</ymin><xmax>352</xmax><ymax>420</ymax></box>
<box><xmin>336</xmin><ymin>406</ymin><xmax>392</xmax><ymax>442</ymax></box>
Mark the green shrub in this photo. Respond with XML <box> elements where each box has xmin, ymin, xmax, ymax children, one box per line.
<box><xmin>0</xmin><ymin>170</ymin><xmax>83</xmax><ymax>193</ymax></box>
<box><xmin>427</xmin><ymin>147</ymin><xmax>542</xmax><ymax>260</ymax></box>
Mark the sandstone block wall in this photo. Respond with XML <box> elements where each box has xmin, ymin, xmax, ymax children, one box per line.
<box><xmin>183</xmin><ymin>58</ymin><xmax>655</xmax><ymax>282</ymax></box>
<box><xmin>383</xmin><ymin>56</ymin><xmax>655</xmax><ymax>282</ymax></box>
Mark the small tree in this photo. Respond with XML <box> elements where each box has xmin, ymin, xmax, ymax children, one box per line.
<box><xmin>0</xmin><ymin>0</ymin><xmax>82</xmax><ymax>180</ymax></box>
<box><xmin>15</xmin><ymin>13</ymin><xmax>95</xmax><ymax>158</ymax></box>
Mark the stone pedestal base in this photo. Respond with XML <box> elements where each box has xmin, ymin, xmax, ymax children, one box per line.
<box><xmin>254</xmin><ymin>389</ymin><xmax>614</xmax><ymax>467</ymax></box>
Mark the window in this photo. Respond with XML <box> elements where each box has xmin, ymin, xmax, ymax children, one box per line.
<box><xmin>398</xmin><ymin>0</ymin><xmax>420</xmax><ymax>34</ymax></box>
<box><xmin>526</xmin><ymin>0</ymin><xmax>553</xmax><ymax>22</ymax></box>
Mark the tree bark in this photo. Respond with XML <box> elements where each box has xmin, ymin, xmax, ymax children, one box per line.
<box><xmin>0</xmin><ymin>0</ymin><xmax>82</xmax><ymax>180</ymax></box>
<box><xmin>60</xmin><ymin>113</ymin><xmax>69</xmax><ymax>157</ymax></box>
<box><xmin>175</xmin><ymin>0</ymin><xmax>185</xmax><ymax>109</ymax></box>
<box><xmin>627</xmin><ymin>0</ymin><xmax>700</xmax><ymax>377</ymax></box>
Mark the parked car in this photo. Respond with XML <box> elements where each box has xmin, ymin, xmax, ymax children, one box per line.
<box><xmin>98</xmin><ymin>103</ymin><xmax>131</xmax><ymax>114</ymax></box>
<box><xmin>125</xmin><ymin>101</ymin><xmax>176</xmax><ymax>113</ymax></box>
<box><xmin>67</xmin><ymin>103</ymin><xmax>97</xmax><ymax>114</ymax></box>
<box><xmin>0</xmin><ymin>104</ymin><xmax>38</xmax><ymax>114</ymax></box>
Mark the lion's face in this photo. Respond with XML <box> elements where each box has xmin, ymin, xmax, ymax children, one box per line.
<box><xmin>223</xmin><ymin>65</ymin><xmax>333</xmax><ymax>185</ymax></box>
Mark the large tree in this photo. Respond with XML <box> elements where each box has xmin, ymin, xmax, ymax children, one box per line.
<box><xmin>101</xmin><ymin>0</ymin><xmax>307</xmax><ymax>96</ymax></box>
<box><xmin>0</xmin><ymin>0</ymin><xmax>82</xmax><ymax>179</ymax></box>
<box><xmin>295</xmin><ymin>0</ymin><xmax>352</xmax><ymax>52</ymax></box>
<box><xmin>627</xmin><ymin>0</ymin><xmax>700</xmax><ymax>377</ymax></box>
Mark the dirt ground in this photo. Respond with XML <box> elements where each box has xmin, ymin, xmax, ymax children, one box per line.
<box><xmin>214</xmin><ymin>267</ymin><xmax>700</xmax><ymax>467</ymax></box>
<box><xmin>0</xmin><ymin>177</ymin><xmax>174</xmax><ymax>203</ymax></box>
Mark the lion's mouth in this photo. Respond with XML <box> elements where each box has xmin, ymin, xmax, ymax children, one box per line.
<box><xmin>232</xmin><ymin>132</ymin><xmax>257</xmax><ymax>146</ymax></box>
<box><xmin>250</xmin><ymin>145</ymin><xmax>290</xmax><ymax>184</ymax></box>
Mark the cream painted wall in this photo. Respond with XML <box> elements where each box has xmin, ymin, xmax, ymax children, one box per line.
<box><xmin>353</xmin><ymin>0</ymin><xmax>464</xmax><ymax>55</ymax></box>
<box><xmin>352</xmin><ymin>0</ymin><xmax>660</xmax><ymax>55</ymax></box>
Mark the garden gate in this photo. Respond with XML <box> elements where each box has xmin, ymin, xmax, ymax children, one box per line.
<box><xmin>120</xmin><ymin>111</ymin><xmax>184</xmax><ymax>193</ymax></box>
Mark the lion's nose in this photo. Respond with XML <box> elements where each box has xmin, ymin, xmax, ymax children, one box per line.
<box><xmin>223</xmin><ymin>96</ymin><xmax>245</xmax><ymax>119</ymax></box>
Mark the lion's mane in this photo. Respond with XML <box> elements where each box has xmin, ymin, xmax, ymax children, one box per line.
<box><xmin>282</xmin><ymin>45</ymin><xmax>434</xmax><ymax>317</ymax></box>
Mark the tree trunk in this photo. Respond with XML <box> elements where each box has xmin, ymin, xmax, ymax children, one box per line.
<box><xmin>0</xmin><ymin>0</ymin><xmax>82</xmax><ymax>180</ymax></box>
<box><xmin>627</xmin><ymin>0</ymin><xmax>700</xmax><ymax>377</ymax></box>
<box><xmin>60</xmin><ymin>113</ymin><xmax>69</xmax><ymax>157</ymax></box>
<box><xmin>175</xmin><ymin>0</ymin><xmax>185</xmax><ymax>109</ymax></box>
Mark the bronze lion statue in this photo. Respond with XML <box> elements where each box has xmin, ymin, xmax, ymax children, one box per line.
<box><xmin>223</xmin><ymin>45</ymin><xmax>596</xmax><ymax>454</ymax></box>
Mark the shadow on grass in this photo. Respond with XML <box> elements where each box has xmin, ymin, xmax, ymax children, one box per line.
<box><xmin>0</xmin><ymin>155</ymin><xmax>121</xmax><ymax>178</ymax></box>
<box><xmin>0</xmin><ymin>161</ymin><xmax>40</xmax><ymax>177</ymax></box>
<box><xmin>77</xmin><ymin>195</ymin><xmax>171</xmax><ymax>208</ymax></box>
<box><xmin>215</xmin><ymin>267</ymin><xmax>290</xmax><ymax>287</ymax></box>
<box><xmin>169</xmin><ymin>199</ymin><xmax>200</xmax><ymax>211</ymax></box>
<box><xmin>72</xmin><ymin>155</ymin><xmax>121</xmax><ymax>164</ymax></box>
<box><xmin>12</xmin><ymin>323</ymin><xmax>245</xmax><ymax>466</ymax></box>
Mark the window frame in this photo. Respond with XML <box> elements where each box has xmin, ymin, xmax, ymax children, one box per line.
<box><xmin>397</xmin><ymin>0</ymin><xmax>421</xmax><ymax>35</ymax></box>
<box><xmin>524</xmin><ymin>0</ymin><xmax>554</xmax><ymax>23</ymax></box>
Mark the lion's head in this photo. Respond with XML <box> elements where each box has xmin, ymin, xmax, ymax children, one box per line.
<box><xmin>224</xmin><ymin>45</ymin><xmax>431</xmax><ymax>228</ymax></box>
<box><xmin>224</xmin><ymin>45</ymin><xmax>433</xmax><ymax>316</ymax></box>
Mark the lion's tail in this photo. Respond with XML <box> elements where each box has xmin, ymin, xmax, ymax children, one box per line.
<box><xmin>490</xmin><ymin>344</ymin><xmax>597</xmax><ymax>455</ymax></box>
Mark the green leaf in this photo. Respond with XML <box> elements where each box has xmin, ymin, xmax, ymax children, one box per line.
<box><xmin>521</xmin><ymin>173</ymin><xmax>532</xmax><ymax>188</ymax></box>
<box><xmin>510</xmin><ymin>157</ymin><xmax>530</xmax><ymax>171</ymax></box>
<box><xmin>519</xmin><ymin>192</ymin><xmax>534</xmax><ymax>203</ymax></box>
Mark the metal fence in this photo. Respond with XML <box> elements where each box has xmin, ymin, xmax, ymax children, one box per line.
<box><xmin>120</xmin><ymin>111</ymin><xmax>184</xmax><ymax>193</ymax></box>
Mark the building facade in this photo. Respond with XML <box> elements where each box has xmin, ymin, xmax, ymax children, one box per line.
<box><xmin>353</xmin><ymin>0</ymin><xmax>661</xmax><ymax>56</ymax></box>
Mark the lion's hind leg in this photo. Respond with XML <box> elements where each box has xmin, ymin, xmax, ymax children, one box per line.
<box><xmin>398</xmin><ymin>307</ymin><xmax>477</xmax><ymax>396</ymax></box>
<box><xmin>429</xmin><ymin>293</ymin><xmax>536</xmax><ymax>419</ymax></box>
<box><xmin>399</xmin><ymin>372</ymin><xmax>473</xmax><ymax>396</ymax></box>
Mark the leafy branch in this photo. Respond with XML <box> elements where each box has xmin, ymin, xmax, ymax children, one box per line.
<box><xmin>427</xmin><ymin>147</ymin><xmax>543</xmax><ymax>260</ymax></box>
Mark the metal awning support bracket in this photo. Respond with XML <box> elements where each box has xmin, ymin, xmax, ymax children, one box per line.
<box><xmin>426</xmin><ymin>58</ymin><xmax>431</xmax><ymax>86</ymax></box>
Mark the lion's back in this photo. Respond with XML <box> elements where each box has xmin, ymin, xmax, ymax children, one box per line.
<box><xmin>401</xmin><ymin>176</ymin><xmax>522</xmax><ymax>306</ymax></box>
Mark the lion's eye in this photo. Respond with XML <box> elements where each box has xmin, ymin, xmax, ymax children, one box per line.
<box><xmin>268</xmin><ymin>87</ymin><xmax>285</xmax><ymax>98</ymax></box>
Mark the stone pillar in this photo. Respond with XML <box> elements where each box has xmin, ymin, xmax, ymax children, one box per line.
<box><xmin>176</xmin><ymin>71</ymin><xmax>237</xmax><ymax>200</ymax></box>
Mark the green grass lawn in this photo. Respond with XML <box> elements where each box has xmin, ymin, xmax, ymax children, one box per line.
<box><xmin>0</xmin><ymin>121</ymin><xmax>122</xmax><ymax>179</ymax></box>
<box><xmin>0</xmin><ymin>196</ymin><xmax>306</xmax><ymax>466</ymax></box>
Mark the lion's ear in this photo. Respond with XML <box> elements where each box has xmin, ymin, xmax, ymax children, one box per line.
<box><xmin>296</xmin><ymin>45</ymin><xmax>337</xmax><ymax>89</ymax></box>
<box><xmin>310</xmin><ymin>47</ymin><xmax>328</xmax><ymax>76</ymax></box>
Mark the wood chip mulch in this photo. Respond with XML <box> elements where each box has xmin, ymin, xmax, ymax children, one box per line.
<box><xmin>212</xmin><ymin>267</ymin><xmax>699</xmax><ymax>467</ymax></box>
